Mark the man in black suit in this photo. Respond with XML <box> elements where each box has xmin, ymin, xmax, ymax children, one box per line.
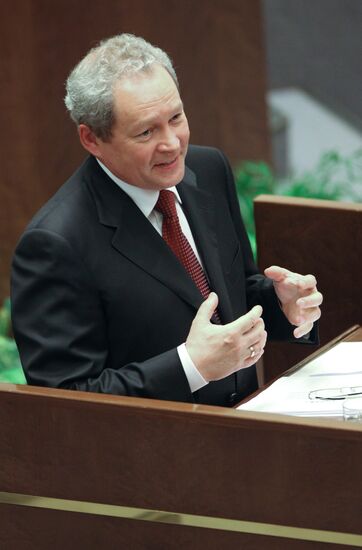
<box><xmin>11</xmin><ymin>34</ymin><xmax>322</xmax><ymax>406</ymax></box>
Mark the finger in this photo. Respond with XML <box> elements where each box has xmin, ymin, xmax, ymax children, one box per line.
<box><xmin>293</xmin><ymin>321</ymin><xmax>314</xmax><ymax>339</ymax></box>
<box><xmin>246</xmin><ymin>318</ymin><xmax>267</xmax><ymax>342</ymax></box>
<box><xmin>294</xmin><ymin>310</ymin><xmax>321</xmax><ymax>328</ymax></box>
<box><xmin>282</xmin><ymin>271</ymin><xmax>314</xmax><ymax>289</ymax></box>
<box><xmin>297</xmin><ymin>291</ymin><xmax>323</xmax><ymax>308</ymax></box>
<box><xmin>304</xmin><ymin>307</ymin><xmax>321</xmax><ymax>323</ymax></box>
<box><xmin>294</xmin><ymin>304</ymin><xmax>321</xmax><ymax>324</ymax></box>
<box><xmin>228</xmin><ymin>305</ymin><xmax>263</xmax><ymax>333</ymax></box>
<box><xmin>264</xmin><ymin>265</ymin><xmax>291</xmax><ymax>282</ymax></box>
<box><xmin>194</xmin><ymin>292</ymin><xmax>219</xmax><ymax>323</ymax></box>
<box><xmin>269</xmin><ymin>270</ymin><xmax>318</xmax><ymax>293</ymax></box>
<box><xmin>242</xmin><ymin>346</ymin><xmax>265</xmax><ymax>369</ymax></box>
<box><xmin>254</xmin><ymin>328</ymin><xmax>267</xmax><ymax>350</ymax></box>
<box><xmin>296</xmin><ymin>274</ymin><xmax>317</xmax><ymax>291</ymax></box>
<box><xmin>244</xmin><ymin>334</ymin><xmax>267</xmax><ymax>362</ymax></box>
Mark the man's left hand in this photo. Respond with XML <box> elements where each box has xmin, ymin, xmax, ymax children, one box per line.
<box><xmin>264</xmin><ymin>265</ymin><xmax>323</xmax><ymax>339</ymax></box>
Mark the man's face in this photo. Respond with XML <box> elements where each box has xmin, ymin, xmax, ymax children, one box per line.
<box><xmin>93</xmin><ymin>65</ymin><xmax>190</xmax><ymax>190</ymax></box>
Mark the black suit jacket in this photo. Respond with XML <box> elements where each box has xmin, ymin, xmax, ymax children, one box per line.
<box><xmin>11</xmin><ymin>145</ymin><xmax>302</xmax><ymax>406</ymax></box>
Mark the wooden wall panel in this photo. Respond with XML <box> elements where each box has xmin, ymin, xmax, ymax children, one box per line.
<box><xmin>254</xmin><ymin>195</ymin><xmax>362</xmax><ymax>381</ymax></box>
<box><xmin>0</xmin><ymin>0</ymin><xmax>270</xmax><ymax>300</ymax></box>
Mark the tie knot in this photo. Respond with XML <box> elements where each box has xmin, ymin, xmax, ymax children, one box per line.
<box><xmin>155</xmin><ymin>190</ymin><xmax>177</xmax><ymax>219</ymax></box>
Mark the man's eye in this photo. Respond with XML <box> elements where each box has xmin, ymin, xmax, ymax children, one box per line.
<box><xmin>137</xmin><ymin>129</ymin><xmax>152</xmax><ymax>138</ymax></box>
<box><xmin>171</xmin><ymin>113</ymin><xmax>182</xmax><ymax>121</ymax></box>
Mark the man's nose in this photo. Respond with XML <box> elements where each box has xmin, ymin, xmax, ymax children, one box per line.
<box><xmin>157</xmin><ymin>129</ymin><xmax>179</xmax><ymax>151</ymax></box>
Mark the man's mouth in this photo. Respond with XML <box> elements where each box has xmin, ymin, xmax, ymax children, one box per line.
<box><xmin>154</xmin><ymin>156</ymin><xmax>179</xmax><ymax>168</ymax></box>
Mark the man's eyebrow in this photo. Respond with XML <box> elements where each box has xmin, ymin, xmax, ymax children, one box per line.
<box><xmin>132</xmin><ymin>102</ymin><xmax>184</xmax><ymax>131</ymax></box>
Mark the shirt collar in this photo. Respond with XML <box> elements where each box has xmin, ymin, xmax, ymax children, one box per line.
<box><xmin>96</xmin><ymin>158</ymin><xmax>182</xmax><ymax>218</ymax></box>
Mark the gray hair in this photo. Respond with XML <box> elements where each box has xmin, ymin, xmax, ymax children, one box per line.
<box><xmin>64</xmin><ymin>33</ymin><xmax>178</xmax><ymax>140</ymax></box>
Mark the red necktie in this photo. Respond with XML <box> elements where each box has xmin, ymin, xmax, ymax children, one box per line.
<box><xmin>155</xmin><ymin>190</ymin><xmax>220</xmax><ymax>322</ymax></box>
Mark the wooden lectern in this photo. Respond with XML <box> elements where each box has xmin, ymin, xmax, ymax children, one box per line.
<box><xmin>1</xmin><ymin>327</ymin><xmax>361</xmax><ymax>549</ymax></box>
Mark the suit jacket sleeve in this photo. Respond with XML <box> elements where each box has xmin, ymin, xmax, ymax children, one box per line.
<box><xmin>11</xmin><ymin>228</ymin><xmax>193</xmax><ymax>401</ymax></box>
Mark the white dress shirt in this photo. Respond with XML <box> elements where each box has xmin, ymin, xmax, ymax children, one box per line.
<box><xmin>97</xmin><ymin>159</ymin><xmax>208</xmax><ymax>393</ymax></box>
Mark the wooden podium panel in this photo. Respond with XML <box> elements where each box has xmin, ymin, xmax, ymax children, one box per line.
<box><xmin>254</xmin><ymin>195</ymin><xmax>362</xmax><ymax>381</ymax></box>
<box><xmin>0</xmin><ymin>327</ymin><xmax>361</xmax><ymax>549</ymax></box>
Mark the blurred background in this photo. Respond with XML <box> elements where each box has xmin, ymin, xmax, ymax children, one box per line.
<box><xmin>263</xmin><ymin>0</ymin><xmax>362</xmax><ymax>178</ymax></box>
<box><xmin>1</xmin><ymin>0</ymin><xmax>361</xmax><ymax>382</ymax></box>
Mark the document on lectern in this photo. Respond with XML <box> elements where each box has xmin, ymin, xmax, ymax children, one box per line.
<box><xmin>237</xmin><ymin>342</ymin><xmax>362</xmax><ymax>417</ymax></box>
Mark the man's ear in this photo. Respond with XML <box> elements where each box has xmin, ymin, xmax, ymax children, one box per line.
<box><xmin>78</xmin><ymin>124</ymin><xmax>102</xmax><ymax>155</ymax></box>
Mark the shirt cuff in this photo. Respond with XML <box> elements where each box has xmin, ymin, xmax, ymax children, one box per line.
<box><xmin>177</xmin><ymin>343</ymin><xmax>208</xmax><ymax>393</ymax></box>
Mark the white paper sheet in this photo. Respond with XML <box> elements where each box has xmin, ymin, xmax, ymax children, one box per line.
<box><xmin>237</xmin><ymin>342</ymin><xmax>362</xmax><ymax>417</ymax></box>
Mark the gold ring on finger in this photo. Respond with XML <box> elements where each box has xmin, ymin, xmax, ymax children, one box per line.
<box><xmin>249</xmin><ymin>345</ymin><xmax>256</xmax><ymax>359</ymax></box>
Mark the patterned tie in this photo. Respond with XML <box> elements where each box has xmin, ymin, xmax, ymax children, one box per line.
<box><xmin>155</xmin><ymin>189</ymin><xmax>220</xmax><ymax>322</ymax></box>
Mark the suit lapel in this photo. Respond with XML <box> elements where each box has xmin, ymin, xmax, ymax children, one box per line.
<box><xmin>86</xmin><ymin>156</ymin><xmax>233</xmax><ymax>321</ymax></box>
<box><xmin>178</xmin><ymin>168</ymin><xmax>234</xmax><ymax>322</ymax></box>
<box><xmin>86</xmin><ymin>158</ymin><xmax>204</xmax><ymax>312</ymax></box>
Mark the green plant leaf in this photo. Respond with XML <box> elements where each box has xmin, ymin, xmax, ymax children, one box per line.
<box><xmin>234</xmin><ymin>149</ymin><xmax>362</xmax><ymax>255</ymax></box>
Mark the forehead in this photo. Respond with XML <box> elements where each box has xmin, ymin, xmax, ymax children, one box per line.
<box><xmin>112</xmin><ymin>65</ymin><xmax>182</xmax><ymax>127</ymax></box>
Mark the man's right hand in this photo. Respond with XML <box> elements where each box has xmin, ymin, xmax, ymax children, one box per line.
<box><xmin>185</xmin><ymin>293</ymin><xmax>267</xmax><ymax>382</ymax></box>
